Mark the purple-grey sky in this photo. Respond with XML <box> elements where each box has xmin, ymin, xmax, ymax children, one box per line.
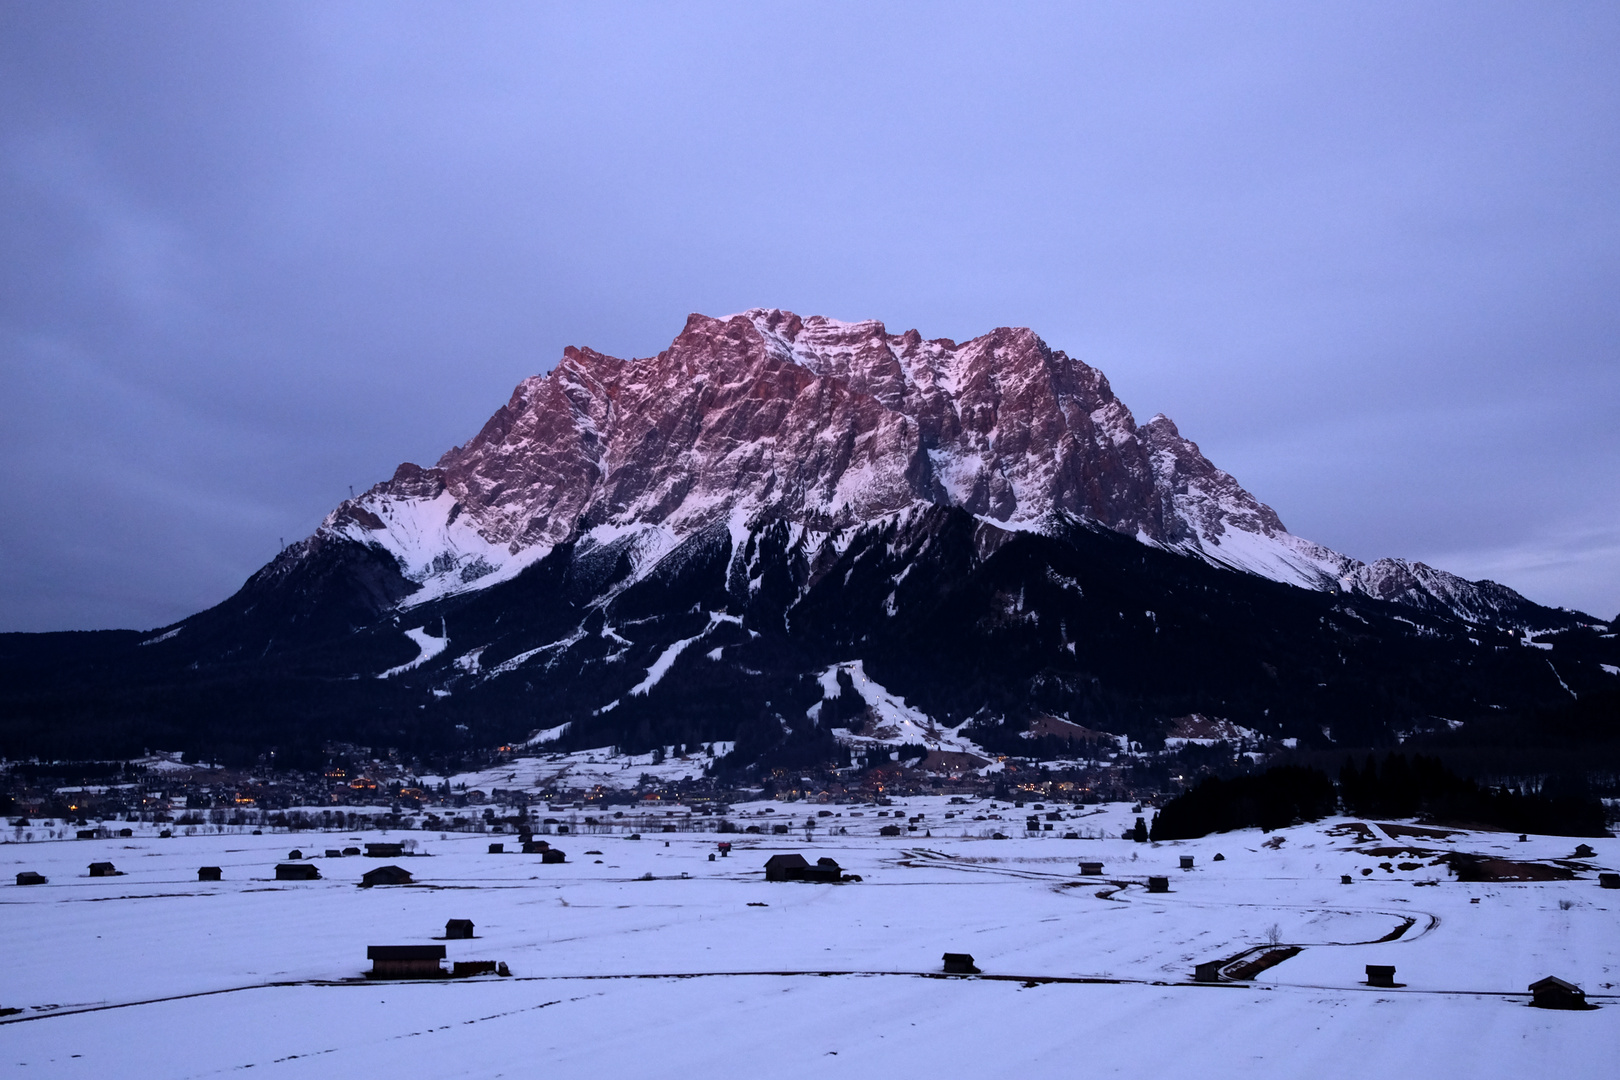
<box><xmin>2</xmin><ymin>1</ymin><xmax>1617</xmax><ymax>632</ymax></box>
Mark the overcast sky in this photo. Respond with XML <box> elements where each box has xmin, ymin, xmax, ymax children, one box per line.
<box><xmin>2</xmin><ymin>1</ymin><xmax>1617</xmax><ymax>632</ymax></box>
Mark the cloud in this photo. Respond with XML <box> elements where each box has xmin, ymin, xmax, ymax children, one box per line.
<box><xmin>2</xmin><ymin>3</ymin><xmax>1618</xmax><ymax>628</ymax></box>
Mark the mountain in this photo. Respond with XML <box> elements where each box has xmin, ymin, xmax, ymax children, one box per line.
<box><xmin>1</xmin><ymin>311</ymin><xmax>1612</xmax><ymax>769</ymax></box>
<box><xmin>316</xmin><ymin>310</ymin><xmax>1565</xmax><ymax>626</ymax></box>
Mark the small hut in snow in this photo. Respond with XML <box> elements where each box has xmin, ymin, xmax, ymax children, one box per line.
<box><xmin>1529</xmin><ymin>976</ymin><xmax>1589</xmax><ymax>1010</ymax></box>
<box><xmin>367</xmin><ymin>945</ymin><xmax>445</xmax><ymax>979</ymax></box>
<box><xmin>360</xmin><ymin>865</ymin><xmax>413</xmax><ymax>887</ymax></box>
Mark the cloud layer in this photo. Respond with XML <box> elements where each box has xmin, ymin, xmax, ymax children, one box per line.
<box><xmin>2</xmin><ymin>2</ymin><xmax>1617</xmax><ymax>630</ymax></box>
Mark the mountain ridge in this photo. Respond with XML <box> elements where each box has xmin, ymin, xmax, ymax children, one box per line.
<box><xmin>313</xmin><ymin>309</ymin><xmax>1571</xmax><ymax>629</ymax></box>
<box><xmin>3</xmin><ymin>310</ymin><xmax>1611</xmax><ymax>770</ymax></box>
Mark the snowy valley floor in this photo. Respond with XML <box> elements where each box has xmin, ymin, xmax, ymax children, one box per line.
<box><xmin>2</xmin><ymin>804</ymin><xmax>1616</xmax><ymax>1078</ymax></box>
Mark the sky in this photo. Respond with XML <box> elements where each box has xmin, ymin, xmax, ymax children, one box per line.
<box><xmin>2</xmin><ymin>1</ymin><xmax>1617</xmax><ymax>632</ymax></box>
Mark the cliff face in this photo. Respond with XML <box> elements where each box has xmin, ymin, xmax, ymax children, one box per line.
<box><xmin>323</xmin><ymin>309</ymin><xmax>1445</xmax><ymax>610</ymax></box>
<box><xmin>3</xmin><ymin>311</ymin><xmax>1601</xmax><ymax>766</ymax></box>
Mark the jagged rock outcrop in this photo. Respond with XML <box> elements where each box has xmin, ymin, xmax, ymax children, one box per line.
<box><xmin>313</xmin><ymin>309</ymin><xmax>1546</xmax><ymax>625</ymax></box>
<box><xmin>3</xmin><ymin>310</ymin><xmax>1606</xmax><ymax>765</ymax></box>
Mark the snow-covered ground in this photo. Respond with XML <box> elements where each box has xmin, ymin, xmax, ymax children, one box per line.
<box><xmin>421</xmin><ymin>742</ymin><xmax>736</xmax><ymax>793</ymax></box>
<box><xmin>2</xmin><ymin>806</ymin><xmax>1615</xmax><ymax>1077</ymax></box>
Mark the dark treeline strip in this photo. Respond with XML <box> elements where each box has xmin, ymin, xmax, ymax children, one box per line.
<box><xmin>1340</xmin><ymin>752</ymin><xmax>1608</xmax><ymax>837</ymax></box>
<box><xmin>1150</xmin><ymin>766</ymin><xmax>1336</xmax><ymax>840</ymax></box>
<box><xmin>1152</xmin><ymin>755</ymin><xmax>1611</xmax><ymax>839</ymax></box>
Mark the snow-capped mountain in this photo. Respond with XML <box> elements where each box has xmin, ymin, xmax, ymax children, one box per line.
<box><xmin>6</xmin><ymin>310</ymin><xmax>1608</xmax><ymax>770</ymax></box>
<box><xmin>316</xmin><ymin>309</ymin><xmax>1547</xmax><ymax>626</ymax></box>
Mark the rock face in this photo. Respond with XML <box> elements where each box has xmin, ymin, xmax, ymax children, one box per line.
<box><xmin>316</xmin><ymin>309</ymin><xmax>1537</xmax><ymax>624</ymax></box>
<box><xmin>3</xmin><ymin>311</ymin><xmax>1605</xmax><ymax>765</ymax></box>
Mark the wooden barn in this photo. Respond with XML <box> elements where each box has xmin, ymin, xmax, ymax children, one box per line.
<box><xmin>942</xmin><ymin>953</ymin><xmax>980</xmax><ymax>974</ymax></box>
<box><xmin>365</xmin><ymin>843</ymin><xmax>405</xmax><ymax>858</ymax></box>
<box><xmin>198</xmin><ymin>866</ymin><xmax>222</xmax><ymax>881</ymax></box>
<box><xmin>367</xmin><ymin>945</ymin><xmax>445</xmax><ymax>979</ymax></box>
<box><xmin>88</xmin><ymin>862</ymin><xmax>119</xmax><ymax>877</ymax></box>
<box><xmin>360</xmin><ymin>865</ymin><xmax>414</xmax><ymax>887</ymax></box>
<box><xmin>1529</xmin><ymin>976</ymin><xmax>1588</xmax><ymax>1010</ymax></box>
<box><xmin>16</xmin><ymin>871</ymin><xmax>47</xmax><ymax>886</ymax></box>
<box><xmin>763</xmin><ymin>854</ymin><xmax>842</xmax><ymax>883</ymax></box>
<box><xmin>445</xmin><ymin>919</ymin><xmax>474</xmax><ymax>939</ymax></box>
<box><xmin>275</xmin><ymin>863</ymin><xmax>320</xmax><ymax>881</ymax></box>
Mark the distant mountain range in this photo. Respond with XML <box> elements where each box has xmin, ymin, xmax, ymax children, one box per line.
<box><xmin>2</xmin><ymin>311</ymin><xmax>1614</xmax><ymax>770</ymax></box>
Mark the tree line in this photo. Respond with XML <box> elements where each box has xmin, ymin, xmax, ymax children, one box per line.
<box><xmin>1151</xmin><ymin>752</ymin><xmax>1610</xmax><ymax>839</ymax></box>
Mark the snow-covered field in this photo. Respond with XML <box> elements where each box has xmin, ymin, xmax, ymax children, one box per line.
<box><xmin>3</xmin><ymin>803</ymin><xmax>1615</xmax><ymax>1078</ymax></box>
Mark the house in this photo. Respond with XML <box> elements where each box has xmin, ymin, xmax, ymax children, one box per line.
<box><xmin>342</xmin><ymin>846</ymin><xmax>361</xmax><ymax>856</ymax></box>
<box><xmin>360</xmin><ymin>865</ymin><xmax>414</xmax><ymax>887</ymax></box>
<box><xmin>803</xmin><ymin>857</ymin><xmax>843</xmax><ymax>882</ymax></box>
<box><xmin>365</xmin><ymin>843</ymin><xmax>405</xmax><ymax>858</ymax></box>
<box><xmin>287</xmin><ymin>849</ymin><xmax>303</xmax><ymax>860</ymax></box>
<box><xmin>1529</xmin><ymin>976</ymin><xmax>1588</xmax><ymax>1010</ymax></box>
<box><xmin>275</xmin><ymin>863</ymin><xmax>320</xmax><ymax>881</ymax></box>
<box><xmin>1179</xmin><ymin>856</ymin><xmax>1195</xmax><ymax>869</ymax></box>
<box><xmin>763</xmin><ymin>854</ymin><xmax>842</xmax><ymax>883</ymax></box>
<box><xmin>325</xmin><ymin>849</ymin><xmax>342</xmax><ymax>858</ymax></box>
<box><xmin>1366</xmin><ymin>965</ymin><xmax>1398</xmax><ymax>988</ymax></box>
<box><xmin>198</xmin><ymin>866</ymin><xmax>222</xmax><ymax>881</ymax></box>
<box><xmin>541</xmin><ymin>848</ymin><xmax>566</xmax><ymax>864</ymax></box>
<box><xmin>1146</xmin><ymin>876</ymin><xmax>1169</xmax><ymax>893</ymax></box>
<box><xmin>522</xmin><ymin>840</ymin><xmax>550</xmax><ymax>854</ymax></box>
<box><xmin>367</xmin><ymin>944</ymin><xmax>445</xmax><ymax>979</ymax></box>
<box><xmin>1599</xmin><ymin>872</ymin><xmax>1619</xmax><ymax>889</ymax></box>
<box><xmin>879</xmin><ymin>825</ymin><xmax>902</xmax><ymax>837</ymax></box>
<box><xmin>488</xmin><ymin>843</ymin><xmax>505</xmax><ymax>854</ymax></box>
<box><xmin>16</xmin><ymin>871</ymin><xmax>47</xmax><ymax>886</ymax></box>
<box><xmin>942</xmin><ymin>953</ymin><xmax>980</xmax><ymax>974</ymax></box>
<box><xmin>445</xmin><ymin>919</ymin><xmax>474</xmax><ymax>939</ymax></box>
<box><xmin>1573</xmin><ymin>844</ymin><xmax>1595</xmax><ymax>859</ymax></box>
<box><xmin>1193</xmin><ymin>961</ymin><xmax>1223</xmax><ymax>983</ymax></box>
<box><xmin>88</xmin><ymin>862</ymin><xmax>119</xmax><ymax>877</ymax></box>
<box><xmin>765</xmin><ymin>854</ymin><xmax>810</xmax><ymax>881</ymax></box>
<box><xmin>1078</xmin><ymin>861</ymin><xmax>1104</xmax><ymax>876</ymax></box>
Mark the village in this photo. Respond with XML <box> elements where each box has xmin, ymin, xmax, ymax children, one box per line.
<box><xmin>2</xmin><ymin>793</ymin><xmax>1615</xmax><ymax>1077</ymax></box>
<box><xmin>0</xmin><ymin>727</ymin><xmax>1217</xmax><ymax>845</ymax></box>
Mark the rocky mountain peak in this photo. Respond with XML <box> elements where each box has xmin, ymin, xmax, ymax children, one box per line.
<box><xmin>307</xmin><ymin>309</ymin><xmax>1554</xmax><ymax>627</ymax></box>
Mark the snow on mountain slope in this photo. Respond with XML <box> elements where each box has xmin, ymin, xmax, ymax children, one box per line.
<box><xmin>811</xmin><ymin>660</ymin><xmax>991</xmax><ymax>766</ymax></box>
<box><xmin>291</xmin><ymin>310</ymin><xmax>1565</xmax><ymax>626</ymax></box>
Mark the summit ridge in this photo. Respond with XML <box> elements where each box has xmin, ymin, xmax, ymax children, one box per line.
<box><xmin>316</xmin><ymin>309</ymin><xmax>1538</xmax><ymax>625</ymax></box>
